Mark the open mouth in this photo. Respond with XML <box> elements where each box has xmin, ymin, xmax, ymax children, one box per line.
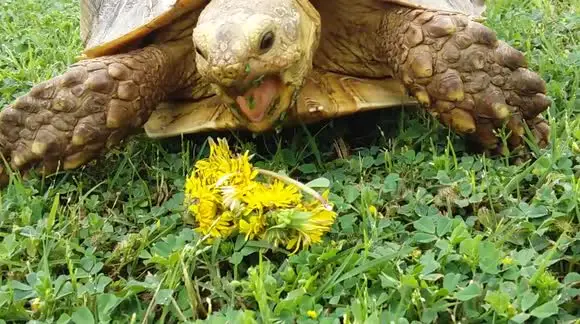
<box><xmin>222</xmin><ymin>75</ymin><xmax>284</xmax><ymax>123</ymax></box>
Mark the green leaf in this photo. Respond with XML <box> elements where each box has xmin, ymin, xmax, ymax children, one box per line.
<box><xmin>383</xmin><ymin>174</ymin><xmax>400</xmax><ymax>193</ymax></box>
<box><xmin>455</xmin><ymin>199</ymin><xmax>469</xmax><ymax>208</ymax></box>
<box><xmin>469</xmin><ymin>193</ymin><xmax>486</xmax><ymax>204</ymax></box>
<box><xmin>413</xmin><ymin>216</ymin><xmax>435</xmax><ymax>234</ymax></box>
<box><xmin>0</xmin><ymin>292</ymin><xmax>9</xmax><ymax>308</ymax></box>
<box><xmin>484</xmin><ymin>290</ymin><xmax>511</xmax><ymax>315</ymax></box>
<box><xmin>343</xmin><ymin>185</ymin><xmax>360</xmax><ymax>203</ymax></box>
<box><xmin>414</xmin><ymin>232</ymin><xmax>438</xmax><ymax>243</ymax></box>
<box><xmin>97</xmin><ymin>293</ymin><xmax>120</xmax><ymax>319</ymax></box>
<box><xmin>420</xmin><ymin>308</ymin><xmax>437</xmax><ymax>323</ymax></box>
<box><xmin>422</xmin><ymin>273</ymin><xmax>443</xmax><ymax>281</ymax></box>
<box><xmin>298</xmin><ymin>163</ymin><xmax>317</xmax><ymax>174</ymax></box>
<box><xmin>339</xmin><ymin>213</ymin><xmax>356</xmax><ymax>232</ymax></box>
<box><xmin>530</xmin><ymin>300</ymin><xmax>558</xmax><ymax>319</ymax></box>
<box><xmin>46</xmin><ymin>193</ymin><xmax>60</xmax><ymax>233</ymax></box>
<box><xmin>459</xmin><ymin>236</ymin><xmax>481</xmax><ymax>268</ymax></box>
<box><xmin>0</xmin><ymin>234</ymin><xmax>17</xmax><ymax>258</ymax></box>
<box><xmin>335</xmin><ymin>255</ymin><xmax>394</xmax><ymax>285</ymax></box>
<box><xmin>450</xmin><ymin>222</ymin><xmax>470</xmax><ymax>245</ymax></box>
<box><xmin>518</xmin><ymin>202</ymin><xmax>548</xmax><ymax>218</ymax></box>
<box><xmin>71</xmin><ymin>307</ymin><xmax>95</xmax><ymax>324</ymax></box>
<box><xmin>435</xmin><ymin>170</ymin><xmax>452</xmax><ymax>185</ymax></box>
<box><xmin>362</xmin><ymin>156</ymin><xmax>374</xmax><ymax>168</ymax></box>
<box><xmin>8</xmin><ymin>280</ymin><xmax>32</xmax><ymax>291</ymax></box>
<box><xmin>520</xmin><ymin>291</ymin><xmax>538</xmax><ymax>311</ymax></box>
<box><xmin>436</xmin><ymin>217</ymin><xmax>453</xmax><ymax>236</ymax></box>
<box><xmin>155</xmin><ymin>289</ymin><xmax>174</xmax><ymax>306</ymax></box>
<box><xmin>230</xmin><ymin>246</ymin><xmax>257</xmax><ymax>266</ymax></box>
<box><xmin>514</xmin><ymin>249</ymin><xmax>536</xmax><ymax>266</ymax></box>
<box><xmin>455</xmin><ymin>283</ymin><xmax>481</xmax><ymax>301</ymax></box>
<box><xmin>443</xmin><ymin>273</ymin><xmax>461</xmax><ymax>293</ymax></box>
<box><xmin>95</xmin><ymin>276</ymin><xmax>113</xmax><ymax>293</ymax></box>
<box><xmin>306</xmin><ymin>177</ymin><xmax>330</xmax><ymax>188</ymax></box>
<box><xmin>414</xmin><ymin>204</ymin><xmax>438</xmax><ymax>218</ymax></box>
<box><xmin>563</xmin><ymin>272</ymin><xmax>580</xmax><ymax>285</ymax></box>
<box><xmin>419</xmin><ymin>252</ymin><xmax>440</xmax><ymax>275</ymax></box>
<box><xmin>478</xmin><ymin>241</ymin><xmax>500</xmax><ymax>274</ymax></box>
<box><xmin>56</xmin><ymin>313</ymin><xmax>72</xmax><ymax>324</ymax></box>
<box><xmin>510</xmin><ymin>313</ymin><xmax>531</xmax><ymax>323</ymax></box>
<box><xmin>55</xmin><ymin>281</ymin><xmax>73</xmax><ymax>299</ymax></box>
<box><xmin>401</xmin><ymin>275</ymin><xmax>419</xmax><ymax>289</ymax></box>
<box><xmin>380</xmin><ymin>274</ymin><xmax>399</xmax><ymax>288</ymax></box>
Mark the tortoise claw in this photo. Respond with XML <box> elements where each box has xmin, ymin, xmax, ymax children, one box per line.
<box><xmin>390</xmin><ymin>9</ymin><xmax>551</xmax><ymax>156</ymax></box>
<box><xmin>64</xmin><ymin>151</ymin><xmax>96</xmax><ymax>170</ymax></box>
<box><xmin>0</xmin><ymin>45</ymin><xmax>176</xmax><ymax>186</ymax></box>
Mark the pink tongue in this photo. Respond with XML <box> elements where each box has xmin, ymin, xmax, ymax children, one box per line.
<box><xmin>235</xmin><ymin>78</ymin><xmax>280</xmax><ymax>122</ymax></box>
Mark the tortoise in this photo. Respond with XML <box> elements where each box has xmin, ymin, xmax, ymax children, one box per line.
<box><xmin>0</xmin><ymin>0</ymin><xmax>551</xmax><ymax>182</ymax></box>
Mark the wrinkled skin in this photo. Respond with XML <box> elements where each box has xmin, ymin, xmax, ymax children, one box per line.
<box><xmin>0</xmin><ymin>0</ymin><xmax>550</xmax><ymax>184</ymax></box>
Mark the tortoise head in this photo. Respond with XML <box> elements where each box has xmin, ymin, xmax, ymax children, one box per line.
<box><xmin>192</xmin><ymin>0</ymin><xmax>321</xmax><ymax>132</ymax></box>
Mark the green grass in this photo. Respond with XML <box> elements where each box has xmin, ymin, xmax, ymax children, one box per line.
<box><xmin>0</xmin><ymin>0</ymin><xmax>579</xmax><ymax>323</ymax></box>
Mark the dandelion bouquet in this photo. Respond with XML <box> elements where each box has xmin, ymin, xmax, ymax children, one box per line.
<box><xmin>183</xmin><ymin>138</ymin><xmax>336</xmax><ymax>252</ymax></box>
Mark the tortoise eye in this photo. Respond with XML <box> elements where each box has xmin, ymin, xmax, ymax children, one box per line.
<box><xmin>195</xmin><ymin>45</ymin><xmax>208</xmax><ymax>60</ymax></box>
<box><xmin>259</xmin><ymin>31</ymin><xmax>275</xmax><ymax>52</ymax></box>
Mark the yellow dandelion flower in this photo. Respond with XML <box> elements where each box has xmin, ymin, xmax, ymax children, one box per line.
<box><xmin>187</xmin><ymin>187</ymin><xmax>236</xmax><ymax>239</ymax></box>
<box><xmin>191</xmin><ymin>199</ymin><xmax>233</xmax><ymax>238</ymax></box>
<box><xmin>211</xmin><ymin>211</ymin><xmax>237</xmax><ymax>238</ymax></box>
<box><xmin>195</xmin><ymin>138</ymin><xmax>257</xmax><ymax>187</ymax></box>
<box><xmin>210</xmin><ymin>137</ymin><xmax>232</xmax><ymax>159</ymax></box>
<box><xmin>300</xmin><ymin>207</ymin><xmax>336</xmax><ymax>242</ymax></box>
<box><xmin>220</xmin><ymin>185</ymin><xmax>243</xmax><ymax>211</ymax></box>
<box><xmin>218</xmin><ymin>178</ymin><xmax>261</xmax><ymax>213</ymax></box>
<box><xmin>184</xmin><ymin>137</ymin><xmax>338</xmax><ymax>251</ymax></box>
<box><xmin>242</xmin><ymin>180</ymin><xmax>302</xmax><ymax>211</ymax></box>
<box><xmin>239</xmin><ymin>214</ymin><xmax>267</xmax><ymax>240</ymax></box>
<box><xmin>286</xmin><ymin>207</ymin><xmax>336</xmax><ymax>251</ymax></box>
<box><xmin>306</xmin><ymin>310</ymin><xmax>318</xmax><ymax>319</ymax></box>
<box><xmin>184</xmin><ymin>171</ymin><xmax>207</xmax><ymax>199</ymax></box>
<box><xmin>184</xmin><ymin>140</ymin><xmax>244</xmax><ymax>239</ymax></box>
<box><xmin>185</xmin><ymin>177</ymin><xmax>219</xmax><ymax>226</ymax></box>
<box><xmin>266</xmin><ymin>202</ymin><xmax>337</xmax><ymax>253</ymax></box>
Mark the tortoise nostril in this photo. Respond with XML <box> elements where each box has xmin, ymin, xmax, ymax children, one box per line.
<box><xmin>259</xmin><ymin>31</ymin><xmax>275</xmax><ymax>53</ymax></box>
<box><xmin>210</xmin><ymin>67</ymin><xmax>222</xmax><ymax>80</ymax></box>
<box><xmin>225</xmin><ymin>63</ymin><xmax>243</xmax><ymax>78</ymax></box>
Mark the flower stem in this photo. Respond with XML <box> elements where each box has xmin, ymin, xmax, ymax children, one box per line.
<box><xmin>256</xmin><ymin>168</ymin><xmax>333</xmax><ymax>211</ymax></box>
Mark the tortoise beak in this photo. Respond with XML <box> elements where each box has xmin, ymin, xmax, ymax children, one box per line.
<box><xmin>215</xmin><ymin>74</ymin><xmax>297</xmax><ymax>131</ymax></box>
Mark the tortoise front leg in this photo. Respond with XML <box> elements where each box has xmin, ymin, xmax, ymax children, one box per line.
<box><xmin>0</xmin><ymin>39</ymin><xmax>198</xmax><ymax>183</ymax></box>
<box><xmin>379</xmin><ymin>6</ymin><xmax>550</xmax><ymax>154</ymax></box>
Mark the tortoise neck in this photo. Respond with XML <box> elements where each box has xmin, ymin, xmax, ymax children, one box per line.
<box><xmin>310</xmin><ymin>0</ymin><xmax>397</xmax><ymax>78</ymax></box>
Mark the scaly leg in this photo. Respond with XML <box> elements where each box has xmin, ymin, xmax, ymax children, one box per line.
<box><xmin>379</xmin><ymin>6</ymin><xmax>550</xmax><ymax>154</ymax></box>
<box><xmin>0</xmin><ymin>39</ymin><xmax>198</xmax><ymax>183</ymax></box>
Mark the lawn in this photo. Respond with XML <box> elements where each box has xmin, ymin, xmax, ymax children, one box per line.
<box><xmin>0</xmin><ymin>0</ymin><xmax>579</xmax><ymax>323</ymax></box>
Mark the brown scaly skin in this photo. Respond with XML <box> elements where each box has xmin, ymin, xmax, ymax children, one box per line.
<box><xmin>0</xmin><ymin>38</ymin><xmax>198</xmax><ymax>184</ymax></box>
<box><xmin>376</xmin><ymin>5</ymin><xmax>550</xmax><ymax>153</ymax></box>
